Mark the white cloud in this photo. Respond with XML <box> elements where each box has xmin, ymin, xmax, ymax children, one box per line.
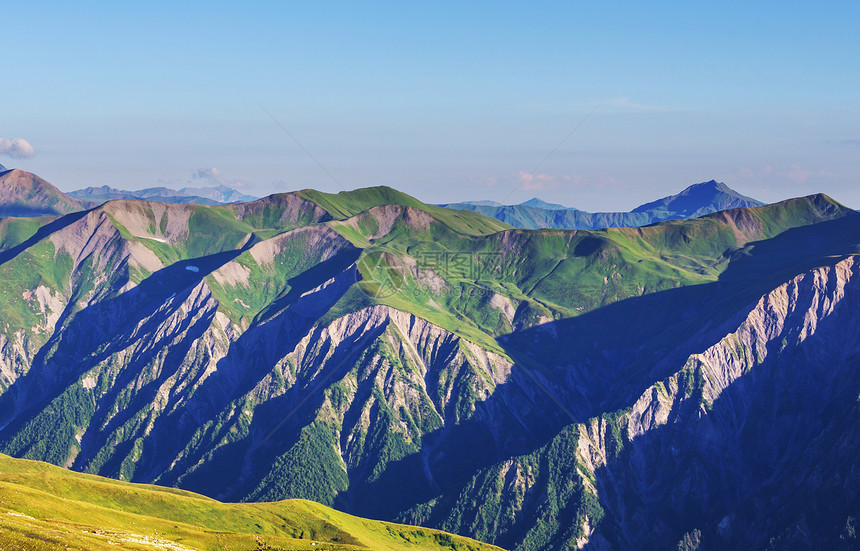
<box><xmin>0</xmin><ymin>137</ymin><xmax>35</xmax><ymax>159</ymax></box>
<box><xmin>193</xmin><ymin>167</ymin><xmax>223</xmax><ymax>181</ymax></box>
<box><xmin>785</xmin><ymin>164</ymin><xmax>814</xmax><ymax>184</ymax></box>
<box><xmin>517</xmin><ymin>171</ymin><xmax>559</xmax><ymax>191</ymax></box>
<box><xmin>515</xmin><ymin>171</ymin><xmax>587</xmax><ymax>192</ymax></box>
<box><xmin>190</xmin><ymin>167</ymin><xmax>253</xmax><ymax>190</ymax></box>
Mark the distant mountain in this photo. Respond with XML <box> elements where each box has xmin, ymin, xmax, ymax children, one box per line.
<box><xmin>179</xmin><ymin>184</ymin><xmax>258</xmax><ymax>203</ymax></box>
<box><xmin>441</xmin><ymin>180</ymin><xmax>766</xmax><ymax>229</ymax></box>
<box><xmin>519</xmin><ymin>197</ymin><xmax>569</xmax><ymax>210</ymax></box>
<box><xmin>0</xmin><ymin>169</ymin><xmax>91</xmax><ymax>217</ymax></box>
<box><xmin>69</xmin><ymin>184</ymin><xmax>257</xmax><ymax>205</ymax></box>
<box><xmin>69</xmin><ymin>185</ymin><xmax>223</xmax><ymax>206</ymax></box>
<box><xmin>459</xmin><ymin>199</ymin><xmax>504</xmax><ymax>207</ymax></box>
<box><xmin>69</xmin><ymin>185</ymin><xmax>160</xmax><ymax>202</ymax></box>
<box><xmin>631</xmin><ymin>179</ymin><xmax>764</xmax><ymax>217</ymax></box>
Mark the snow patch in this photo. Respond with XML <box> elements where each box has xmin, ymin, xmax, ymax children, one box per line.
<box><xmin>135</xmin><ymin>235</ymin><xmax>168</xmax><ymax>244</ymax></box>
<box><xmin>185</xmin><ymin>265</ymin><xmax>200</xmax><ymax>273</ymax></box>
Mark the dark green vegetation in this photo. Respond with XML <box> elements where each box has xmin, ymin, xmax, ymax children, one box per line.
<box><xmin>0</xmin><ymin>170</ymin><xmax>858</xmax><ymax>550</ymax></box>
<box><xmin>0</xmin><ymin>453</ymin><xmax>499</xmax><ymax>551</ymax></box>
<box><xmin>440</xmin><ymin>180</ymin><xmax>765</xmax><ymax>229</ymax></box>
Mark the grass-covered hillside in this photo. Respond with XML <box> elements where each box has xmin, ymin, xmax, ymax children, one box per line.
<box><xmin>0</xmin><ymin>453</ymin><xmax>502</xmax><ymax>551</ymax></box>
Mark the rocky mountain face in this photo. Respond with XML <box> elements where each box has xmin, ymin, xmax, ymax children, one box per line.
<box><xmin>441</xmin><ymin>180</ymin><xmax>766</xmax><ymax>230</ymax></box>
<box><xmin>403</xmin><ymin>257</ymin><xmax>860</xmax><ymax>550</ymax></box>
<box><xmin>0</xmin><ymin>178</ymin><xmax>857</xmax><ymax>551</ymax></box>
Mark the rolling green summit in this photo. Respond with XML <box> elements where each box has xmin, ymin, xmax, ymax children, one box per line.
<box><xmin>0</xmin><ymin>172</ymin><xmax>858</xmax><ymax>550</ymax></box>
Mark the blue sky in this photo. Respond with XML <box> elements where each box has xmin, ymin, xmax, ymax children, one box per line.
<box><xmin>3</xmin><ymin>1</ymin><xmax>859</xmax><ymax>210</ymax></box>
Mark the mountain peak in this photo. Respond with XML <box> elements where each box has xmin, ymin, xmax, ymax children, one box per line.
<box><xmin>630</xmin><ymin>179</ymin><xmax>764</xmax><ymax>216</ymax></box>
<box><xmin>683</xmin><ymin>179</ymin><xmax>730</xmax><ymax>193</ymax></box>
<box><xmin>0</xmin><ymin>169</ymin><xmax>88</xmax><ymax>217</ymax></box>
<box><xmin>519</xmin><ymin>197</ymin><xmax>569</xmax><ymax>210</ymax></box>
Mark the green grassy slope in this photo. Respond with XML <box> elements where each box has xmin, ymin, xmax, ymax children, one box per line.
<box><xmin>318</xmin><ymin>193</ymin><xmax>852</xmax><ymax>352</ymax></box>
<box><xmin>299</xmin><ymin>187</ymin><xmax>511</xmax><ymax>235</ymax></box>
<box><xmin>0</xmin><ymin>454</ymin><xmax>503</xmax><ymax>551</ymax></box>
<box><xmin>0</xmin><ymin>216</ymin><xmax>46</xmax><ymax>251</ymax></box>
<box><xmin>101</xmin><ymin>200</ymin><xmax>260</xmax><ymax>265</ymax></box>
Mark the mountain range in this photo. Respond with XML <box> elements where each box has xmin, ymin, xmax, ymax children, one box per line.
<box><xmin>68</xmin><ymin>183</ymin><xmax>259</xmax><ymax>205</ymax></box>
<box><xmin>0</xmin><ymin>170</ymin><xmax>858</xmax><ymax>550</ymax></box>
<box><xmin>440</xmin><ymin>180</ymin><xmax>765</xmax><ymax>229</ymax></box>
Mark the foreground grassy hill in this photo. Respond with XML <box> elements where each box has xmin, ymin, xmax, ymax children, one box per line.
<box><xmin>0</xmin><ymin>454</ymin><xmax>502</xmax><ymax>551</ymax></box>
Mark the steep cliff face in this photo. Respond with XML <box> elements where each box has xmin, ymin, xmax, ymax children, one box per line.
<box><xmin>411</xmin><ymin>257</ymin><xmax>860</xmax><ymax>550</ymax></box>
<box><xmin>577</xmin><ymin>256</ymin><xmax>860</xmax><ymax>549</ymax></box>
<box><xmin>181</xmin><ymin>304</ymin><xmax>522</xmax><ymax>514</ymax></box>
<box><xmin>0</xmin><ymin>207</ymin><xmax>165</xmax><ymax>401</ymax></box>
